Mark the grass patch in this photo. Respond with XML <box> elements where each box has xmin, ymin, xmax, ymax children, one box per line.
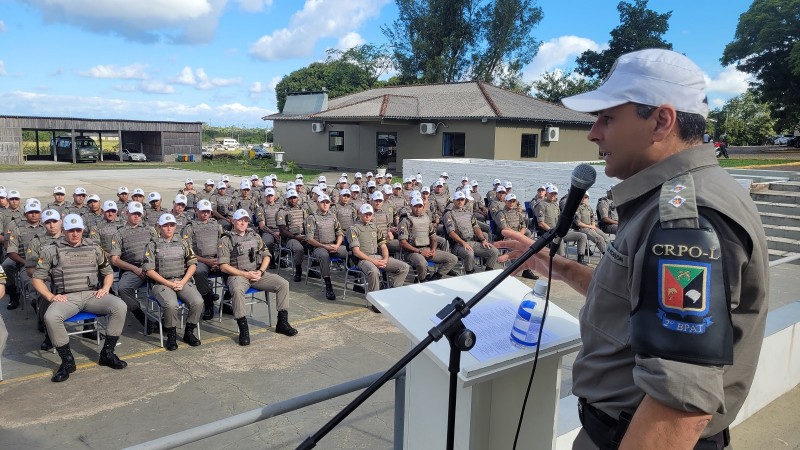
<box><xmin>0</xmin><ymin>158</ymin><xmax>319</xmax><ymax>182</ymax></box>
<box><xmin>717</xmin><ymin>159</ymin><xmax>800</xmax><ymax>168</ymax></box>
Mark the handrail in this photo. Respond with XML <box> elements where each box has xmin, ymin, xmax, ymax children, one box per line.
<box><xmin>126</xmin><ymin>369</ymin><xmax>406</xmax><ymax>450</ymax></box>
<box><xmin>770</xmin><ymin>252</ymin><xmax>800</xmax><ymax>267</ymax></box>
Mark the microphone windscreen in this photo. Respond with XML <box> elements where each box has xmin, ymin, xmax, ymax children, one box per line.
<box><xmin>571</xmin><ymin>164</ymin><xmax>597</xmax><ymax>190</ymax></box>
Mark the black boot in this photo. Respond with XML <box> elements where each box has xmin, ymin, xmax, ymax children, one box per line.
<box><xmin>132</xmin><ymin>308</ymin><xmax>158</xmax><ymax>335</ymax></box>
<box><xmin>41</xmin><ymin>332</ymin><xmax>53</xmax><ymax>351</ymax></box>
<box><xmin>293</xmin><ymin>265</ymin><xmax>303</xmax><ymax>282</ymax></box>
<box><xmin>6</xmin><ymin>287</ymin><xmax>19</xmax><ymax>310</ymax></box>
<box><xmin>521</xmin><ymin>269</ymin><xmax>539</xmax><ymax>280</ymax></box>
<box><xmin>183</xmin><ymin>323</ymin><xmax>201</xmax><ymax>346</ymax></box>
<box><xmin>82</xmin><ymin>319</ymin><xmax>99</xmax><ymax>341</ymax></box>
<box><xmin>428</xmin><ymin>272</ymin><xmax>443</xmax><ymax>282</ymax></box>
<box><xmin>37</xmin><ymin>317</ymin><xmax>45</xmax><ymax>333</ymax></box>
<box><xmin>324</xmin><ymin>277</ymin><xmax>336</xmax><ymax>301</ymax></box>
<box><xmin>52</xmin><ymin>344</ymin><xmax>76</xmax><ymax>382</ymax></box>
<box><xmin>201</xmin><ymin>295</ymin><xmax>215</xmax><ymax>320</ymax></box>
<box><xmin>165</xmin><ymin>327</ymin><xmax>178</xmax><ymax>351</ymax></box>
<box><xmin>98</xmin><ymin>336</ymin><xmax>128</xmax><ymax>369</ymax></box>
<box><xmin>275</xmin><ymin>310</ymin><xmax>298</xmax><ymax>337</ymax></box>
<box><xmin>577</xmin><ymin>255</ymin><xmax>589</xmax><ymax>265</ymax></box>
<box><xmin>236</xmin><ymin>317</ymin><xmax>250</xmax><ymax>346</ymax></box>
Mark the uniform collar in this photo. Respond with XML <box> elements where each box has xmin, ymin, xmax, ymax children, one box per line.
<box><xmin>611</xmin><ymin>144</ymin><xmax>717</xmax><ymax>208</ymax></box>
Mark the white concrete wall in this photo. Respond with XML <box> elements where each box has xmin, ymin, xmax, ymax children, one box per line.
<box><xmin>403</xmin><ymin>158</ymin><xmax>619</xmax><ymax>203</ymax></box>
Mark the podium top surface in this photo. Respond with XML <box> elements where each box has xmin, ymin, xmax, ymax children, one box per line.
<box><xmin>368</xmin><ymin>271</ymin><xmax>582</xmax><ymax>386</ymax></box>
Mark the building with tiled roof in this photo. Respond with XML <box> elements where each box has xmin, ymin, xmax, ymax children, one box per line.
<box><xmin>264</xmin><ymin>81</ymin><xmax>599</xmax><ymax>171</ymax></box>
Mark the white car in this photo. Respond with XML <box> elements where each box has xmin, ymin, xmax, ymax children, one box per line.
<box><xmin>122</xmin><ymin>149</ymin><xmax>147</xmax><ymax>161</ymax></box>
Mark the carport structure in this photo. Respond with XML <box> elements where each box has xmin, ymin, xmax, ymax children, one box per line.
<box><xmin>0</xmin><ymin>115</ymin><xmax>203</xmax><ymax>164</ymax></box>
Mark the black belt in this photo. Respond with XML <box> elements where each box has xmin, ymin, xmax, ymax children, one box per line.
<box><xmin>578</xmin><ymin>398</ymin><xmax>729</xmax><ymax>450</ymax></box>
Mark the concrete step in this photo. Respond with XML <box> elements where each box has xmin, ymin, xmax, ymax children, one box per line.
<box><xmin>769</xmin><ymin>181</ymin><xmax>800</xmax><ymax>192</ymax></box>
<box><xmin>767</xmin><ymin>235</ymin><xmax>800</xmax><ymax>254</ymax></box>
<box><xmin>760</xmin><ymin>212</ymin><xmax>800</xmax><ymax>228</ymax></box>
<box><xmin>768</xmin><ymin>249</ymin><xmax>800</xmax><ymax>265</ymax></box>
<box><xmin>751</xmin><ymin>190</ymin><xmax>800</xmax><ymax>204</ymax></box>
<box><xmin>763</xmin><ymin>224</ymin><xmax>800</xmax><ymax>240</ymax></box>
<box><xmin>754</xmin><ymin>201</ymin><xmax>800</xmax><ymax>216</ymax></box>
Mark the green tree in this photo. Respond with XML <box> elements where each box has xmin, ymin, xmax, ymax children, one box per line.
<box><xmin>575</xmin><ymin>0</ymin><xmax>672</xmax><ymax>79</ymax></box>
<box><xmin>326</xmin><ymin>44</ymin><xmax>394</xmax><ymax>87</ymax></box>
<box><xmin>274</xmin><ymin>60</ymin><xmax>372</xmax><ymax>112</ymax></box>
<box><xmin>530</xmin><ymin>70</ymin><xmax>601</xmax><ymax>104</ymax></box>
<box><xmin>382</xmin><ymin>0</ymin><xmax>543</xmax><ymax>85</ymax></box>
<box><xmin>721</xmin><ymin>0</ymin><xmax>800</xmax><ymax>131</ymax></box>
<box><xmin>716</xmin><ymin>90</ymin><xmax>776</xmax><ymax>146</ymax></box>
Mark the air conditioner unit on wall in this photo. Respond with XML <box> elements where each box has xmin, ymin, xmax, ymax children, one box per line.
<box><xmin>543</xmin><ymin>126</ymin><xmax>560</xmax><ymax>142</ymax></box>
<box><xmin>420</xmin><ymin>123</ymin><xmax>436</xmax><ymax>135</ymax></box>
<box><xmin>311</xmin><ymin>122</ymin><xmax>325</xmax><ymax>133</ymax></box>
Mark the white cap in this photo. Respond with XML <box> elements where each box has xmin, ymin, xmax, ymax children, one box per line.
<box><xmin>263</xmin><ymin>178</ymin><xmax>273</xmax><ymax>187</ymax></box>
<box><xmin>311</xmin><ymin>186</ymin><xmax>322</xmax><ymax>196</ymax></box>
<box><xmin>341</xmin><ymin>172</ymin><xmax>348</xmax><ymax>178</ymax></box>
<box><xmin>132</xmin><ymin>188</ymin><xmax>145</xmax><ymax>196</ymax></box>
<box><xmin>8</xmin><ymin>190</ymin><xmax>20</xmax><ymax>199</ymax></box>
<box><xmin>240</xmin><ymin>179</ymin><xmax>251</xmax><ymax>190</ymax></box>
<box><xmin>461</xmin><ymin>176</ymin><xmax>469</xmax><ymax>182</ymax></box>
<box><xmin>103</xmin><ymin>200</ymin><xmax>118</xmax><ymax>211</ymax></box>
<box><xmin>371</xmin><ymin>192</ymin><xmax>384</xmax><ymax>201</ymax></box>
<box><xmin>318</xmin><ymin>182</ymin><xmax>327</xmax><ymax>190</ymax></box>
<box><xmin>270</xmin><ymin>173</ymin><xmax>277</xmax><ymax>180</ymax></box>
<box><xmin>216</xmin><ymin>181</ymin><xmax>227</xmax><ymax>190</ymax></box>
<box><xmin>493</xmin><ymin>179</ymin><xmax>501</xmax><ymax>185</ymax></box>
<box><xmin>546</xmin><ymin>186</ymin><xmax>559</xmax><ymax>194</ymax></box>
<box><xmin>385</xmin><ymin>173</ymin><xmax>392</xmax><ymax>179</ymax></box>
<box><xmin>232</xmin><ymin>209</ymin><xmax>250</xmax><ymax>220</ymax></box>
<box><xmin>359</xmin><ymin>204</ymin><xmax>374</xmax><ymax>214</ymax></box>
<box><xmin>404</xmin><ymin>177</ymin><xmax>413</xmax><ymax>183</ymax></box>
<box><xmin>415</xmin><ymin>174</ymin><xmax>422</xmax><ymax>181</ymax></box>
<box><xmin>221</xmin><ymin>175</ymin><xmax>230</xmax><ymax>181</ymax></box>
<box><xmin>562</xmin><ymin>48</ymin><xmax>709</xmax><ymax>118</ymax></box>
<box><xmin>158</xmin><ymin>213</ymin><xmax>177</xmax><ymax>226</ymax></box>
<box><xmin>374</xmin><ymin>173</ymin><xmax>383</xmax><ymax>179</ymax></box>
<box><xmin>411</xmin><ymin>196</ymin><xmax>424</xmax><ymax>206</ymax></box>
<box><xmin>350</xmin><ymin>184</ymin><xmax>361</xmax><ymax>192</ymax></box>
<box><xmin>264</xmin><ymin>187</ymin><xmax>276</xmax><ymax>196</ymax></box>
<box><xmin>87</xmin><ymin>194</ymin><xmax>100</xmax><ymax>202</ymax></box>
<box><xmin>286</xmin><ymin>189</ymin><xmax>299</xmax><ymax>198</ymax></box>
<box><xmin>366</xmin><ymin>171</ymin><xmax>374</xmax><ymax>177</ymax></box>
<box><xmin>295</xmin><ymin>178</ymin><xmax>304</xmax><ymax>185</ymax></box>
<box><xmin>367</xmin><ymin>180</ymin><xmax>376</xmax><ymax>188</ymax></box>
<box><xmin>42</xmin><ymin>209</ymin><xmax>60</xmax><ymax>222</ymax></box>
<box><xmin>382</xmin><ymin>185</ymin><xmax>392</xmax><ymax>194</ymax></box>
<box><xmin>205</xmin><ymin>179</ymin><xmax>215</xmax><ymax>185</ymax></box>
<box><xmin>393</xmin><ymin>182</ymin><xmax>402</xmax><ymax>189</ymax></box>
<box><xmin>250</xmin><ymin>174</ymin><xmax>259</xmax><ymax>180</ymax></box>
<box><xmin>317</xmin><ymin>193</ymin><xmax>331</xmax><ymax>203</ymax></box>
<box><xmin>452</xmin><ymin>191</ymin><xmax>466</xmax><ymax>201</ymax></box>
<box><xmin>63</xmin><ymin>214</ymin><xmax>85</xmax><ymax>230</ymax></box>
<box><xmin>147</xmin><ymin>192</ymin><xmax>161</xmax><ymax>202</ymax></box>
<box><xmin>317</xmin><ymin>175</ymin><xmax>326</xmax><ymax>183</ymax></box>
<box><xmin>506</xmin><ymin>193</ymin><xmax>517</xmax><ymax>201</ymax></box>
<box><xmin>296</xmin><ymin>173</ymin><xmax>304</xmax><ymax>179</ymax></box>
<box><xmin>53</xmin><ymin>186</ymin><xmax>66</xmax><ymax>194</ymax></box>
<box><xmin>470</xmin><ymin>180</ymin><xmax>479</xmax><ymax>186</ymax></box>
<box><xmin>196</xmin><ymin>199</ymin><xmax>213</xmax><ymax>211</ymax></box>
<box><xmin>185</xmin><ymin>178</ymin><xmax>194</xmax><ymax>184</ymax></box>
<box><xmin>538</xmin><ymin>185</ymin><xmax>547</xmax><ymax>190</ymax></box>
<box><xmin>24</xmin><ymin>198</ymin><xmax>42</xmax><ymax>213</ymax></box>
<box><xmin>117</xmin><ymin>186</ymin><xmax>129</xmax><ymax>194</ymax></box>
<box><xmin>496</xmin><ymin>186</ymin><xmax>507</xmax><ymax>193</ymax></box>
<box><xmin>174</xmin><ymin>194</ymin><xmax>188</xmax><ymax>204</ymax></box>
<box><xmin>340</xmin><ymin>188</ymin><xmax>351</xmax><ymax>196</ymax></box>
<box><xmin>355</xmin><ymin>172</ymin><xmax>363</xmax><ymax>178</ymax></box>
<box><xmin>339</xmin><ymin>177</ymin><xmax>348</xmax><ymax>183</ymax></box>
<box><xmin>0</xmin><ymin>190</ymin><xmax>6</xmax><ymax>198</ymax></box>
<box><xmin>74</xmin><ymin>187</ymin><xmax>87</xmax><ymax>195</ymax></box>
<box><xmin>286</xmin><ymin>181</ymin><xmax>296</xmax><ymax>190</ymax></box>
<box><xmin>421</xmin><ymin>186</ymin><xmax>430</xmax><ymax>193</ymax></box>
<box><xmin>434</xmin><ymin>180</ymin><xmax>444</xmax><ymax>187</ymax></box>
<box><xmin>504</xmin><ymin>181</ymin><xmax>513</xmax><ymax>189</ymax></box>
<box><xmin>127</xmin><ymin>201</ymin><xmax>145</xmax><ymax>214</ymax></box>
<box><xmin>441</xmin><ymin>172</ymin><xmax>449</xmax><ymax>177</ymax></box>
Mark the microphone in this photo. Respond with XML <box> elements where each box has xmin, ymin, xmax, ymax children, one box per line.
<box><xmin>550</xmin><ymin>163</ymin><xmax>597</xmax><ymax>248</ymax></box>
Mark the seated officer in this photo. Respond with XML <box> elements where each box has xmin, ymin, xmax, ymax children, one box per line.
<box><xmin>277</xmin><ymin>189</ymin><xmax>308</xmax><ymax>282</ymax></box>
<box><xmin>596</xmin><ymin>186</ymin><xmax>619</xmax><ymax>235</ymax></box>
<box><xmin>143</xmin><ymin>213</ymin><xmax>203</xmax><ymax>351</ymax></box>
<box><xmin>26</xmin><ymin>209</ymin><xmax>65</xmax><ymax>350</ymax></box>
<box><xmin>3</xmin><ymin>198</ymin><xmax>46</xmax><ymax>310</ymax></box>
<box><xmin>442</xmin><ymin>191</ymin><xmax>499</xmax><ymax>274</ymax></box>
<box><xmin>494</xmin><ymin>193</ymin><xmax>538</xmax><ymax>280</ymax></box>
<box><xmin>534</xmin><ymin>186</ymin><xmax>589</xmax><ymax>264</ymax></box>
<box><xmin>218</xmin><ymin>209</ymin><xmax>297</xmax><ymax>345</ymax></box>
<box><xmin>574</xmin><ymin>193</ymin><xmax>610</xmax><ymax>255</ymax></box>
<box><xmin>348</xmin><ymin>204</ymin><xmax>410</xmax><ymax>294</ymax></box>
<box><xmin>305</xmin><ymin>193</ymin><xmax>346</xmax><ymax>301</ymax></box>
<box><xmin>31</xmin><ymin>214</ymin><xmax>128</xmax><ymax>382</ymax></box>
<box><xmin>183</xmin><ymin>199</ymin><xmax>224</xmax><ymax>320</ymax></box>
<box><xmin>398</xmin><ymin>195</ymin><xmax>458</xmax><ymax>282</ymax></box>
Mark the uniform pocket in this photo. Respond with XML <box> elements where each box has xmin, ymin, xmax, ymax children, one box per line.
<box><xmin>584</xmin><ymin>241</ymin><xmax>632</xmax><ymax>345</ymax></box>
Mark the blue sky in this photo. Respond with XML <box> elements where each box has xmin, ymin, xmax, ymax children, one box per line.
<box><xmin>0</xmin><ymin>0</ymin><xmax>754</xmax><ymax>127</ymax></box>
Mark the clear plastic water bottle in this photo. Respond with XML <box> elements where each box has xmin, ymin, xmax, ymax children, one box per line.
<box><xmin>510</xmin><ymin>280</ymin><xmax>548</xmax><ymax>349</ymax></box>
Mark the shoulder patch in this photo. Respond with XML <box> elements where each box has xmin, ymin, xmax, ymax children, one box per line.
<box><xmin>659</xmin><ymin>173</ymin><xmax>698</xmax><ymax>226</ymax></box>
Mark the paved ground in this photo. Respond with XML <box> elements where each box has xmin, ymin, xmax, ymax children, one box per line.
<box><xmin>0</xmin><ymin>168</ymin><xmax>798</xmax><ymax>449</ymax></box>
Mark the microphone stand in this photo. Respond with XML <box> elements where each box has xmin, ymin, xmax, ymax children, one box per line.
<box><xmin>298</xmin><ymin>227</ymin><xmax>560</xmax><ymax>450</ymax></box>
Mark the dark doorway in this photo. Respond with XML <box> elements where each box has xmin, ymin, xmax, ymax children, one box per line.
<box><xmin>376</xmin><ymin>132</ymin><xmax>397</xmax><ymax>167</ymax></box>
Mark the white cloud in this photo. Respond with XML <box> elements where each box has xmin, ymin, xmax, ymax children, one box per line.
<box><xmin>250</xmin><ymin>0</ymin><xmax>388</xmax><ymax>61</ymax></box>
<box><xmin>80</xmin><ymin>64</ymin><xmax>149</xmax><ymax>80</ymax></box>
<box><xmin>139</xmin><ymin>80</ymin><xmax>176</xmax><ymax>94</ymax></box>
<box><xmin>706</xmin><ymin>65</ymin><xmax>752</xmax><ymax>95</ymax></box>
<box><xmin>249</xmin><ymin>81</ymin><xmax>264</xmax><ymax>99</ymax></box>
<box><xmin>709</xmin><ymin>97</ymin><xmax>726</xmax><ymax>108</ymax></box>
<box><xmin>267</xmin><ymin>76</ymin><xmax>281</xmax><ymax>92</ymax></box>
<box><xmin>524</xmin><ymin>35</ymin><xmax>604</xmax><ymax>80</ymax></box>
<box><xmin>0</xmin><ymin>61</ymin><xmax>6</xmax><ymax>76</ymax></box>
<box><xmin>235</xmin><ymin>0</ymin><xmax>273</xmax><ymax>12</ymax></box>
<box><xmin>174</xmin><ymin>66</ymin><xmax>196</xmax><ymax>85</ymax></box>
<box><xmin>172</xmin><ymin>66</ymin><xmax>241</xmax><ymax>90</ymax></box>
<box><xmin>1</xmin><ymin>90</ymin><xmax>275</xmax><ymax>126</ymax></box>
<box><xmin>0</xmin><ymin>20</ymin><xmax>6</xmax><ymax>32</ymax></box>
<box><xmin>336</xmin><ymin>32</ymin><xmax>365</xmax><ymax>51</ymax></box>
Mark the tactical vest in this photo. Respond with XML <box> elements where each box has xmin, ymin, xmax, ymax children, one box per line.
<box><xmin>312</xmin><ymin>212</ymin><xmax>337</xmax><ymax>244</ymax></box>
<box><xmin>283</xmin><ymin>206</ymin><xmax>306</xmax><ymax>235</ymax></box>
<box><xmin>84</xmin><ymin>212</ymin><xmax>103</xmax><ymax>231</ymax></box>
<box><xmin>353</xmin><ymin>223</ymin><xmax>379</xmax><ymax>254</ymax></box>
<box><xmin>373</xmin><ymin>208</ymin><xmax>392</xmax><ymax>235</ymax></box>
<box><xmin>153</xmin><ymin>238</ymin><xmax>186</xmax><ymax>279</ymax></box>
<box><xmin>408</xmin><ymin>215</ymin><xmax>431</xmax><ymax>247</ymax></box>
<box><xmin>146</xmin><ymin>209</ymin><xmax>165</xmax><ymax>227</ymax></box>
<box><xmin>227</xmin><ymin>231</ymin><xmax>261</xmax><ymax>271</ymax></box>
<box><xmin>184</xmin><ymin>191</ymin><xmax>197</xmax><ymax>209</ymax></box>
<box><xmin>216</xmin><ymin>195</ymin><xmax>233</xmax><ymax>216</ymax></box>
<box><xmin>187</xmin><ymin>220</ymin><xmax>220</xmax><ymax>257</ymax></box>
<box><xmin>334</xmin><ymin>204</ymin><xmax>357</xmax><ymax>231</ymax></box>
<box><xmin>387</xmin><ymin>195</ymin><xmax>406</xmax><ymax>212</ymax></box>
<box><xmin>451</xmin><ymin>209</ymin><xmax>475</xmax><ymax>240</ymax></box>
<box><xmin>597</xmin><ymin>197</ymin><xmax>618</xmax><ymax>221</ymax></box>
<box><xmin>431</xmin><ymin>193</ymin><xmax>449</xmax><ymax>214</ymax></box>
<box><xmin>119</xmin><ymin>225</ymin><xmax>152</xmax><ymax>265</ymax></box>
<box><xmin>236</xmin><ymin>197</ymin><xmax>257</xmax><ymax>218</ymax></box>
<box><xmin>262</xmin><ymin>203</ymin><xmax>281</xmax><ymax>230</ymax></box>
<box><xmin>196</xmin><ymin>189</ymin><xmax>214</xmax><ymax>202</ymax></box>
<box><xmin>15</xmin><ymin>224</ymin><xmax>46</xmax><ymax>254</ymax></box>
<box><xmin>539</xmin><ymin>201</ymin><xmax>560</xmax><ymax>228</ymax></box>
<box><xmin>51</xmin><ymin>243</ymin><xmax>99</xmax><ymax>294</ymax></box>
<box><xmin>47</xmin><ymin>202</ymin><xmax>68</xmax><ymax>216</ymax></box>
<box><xmin>95</xmin><ymin>220</ymin><xmax>121</xmax><ymax>253</ymax></box>
<box><xmin>498</xmin><ymin>208</ymin><xmax>525</xmax><ymax>232</ymax></box>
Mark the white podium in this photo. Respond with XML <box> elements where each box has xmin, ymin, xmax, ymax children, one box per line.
<box><xmin>368</xmin><ymin>271</ymin><xmax>581</xmax><ymax>450</ymax></box>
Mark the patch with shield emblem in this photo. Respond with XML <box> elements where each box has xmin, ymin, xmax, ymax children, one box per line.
<box><xmin>657</xmin><ymin>260</ymin><xmax>712</xmax><ymax>334</ymax></box>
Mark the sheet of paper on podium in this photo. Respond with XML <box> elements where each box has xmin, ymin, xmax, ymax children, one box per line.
<box><xmin>431</xmin><ymin>300</ymin><xmax>558</xmax><ymax>362</ymax></box>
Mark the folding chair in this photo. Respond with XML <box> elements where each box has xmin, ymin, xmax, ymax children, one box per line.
<box><xmin>219</xmin><ymin>286</ymin><xmax>272</xmax><ymax>327</ymax></box>
<box><xmin>305</xmin><ymin>248</ymin><xmax>344</xmax><ymax>286</ymax></box>
<box><xmin>146</xmin><ymin>295</ymin><xmax>199</xmax><ymax>348</ymax></box>
<box><xmin>54</xmin><ymin>311</ymin><xmax>106</xmax><ymax>353</ymax></box>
